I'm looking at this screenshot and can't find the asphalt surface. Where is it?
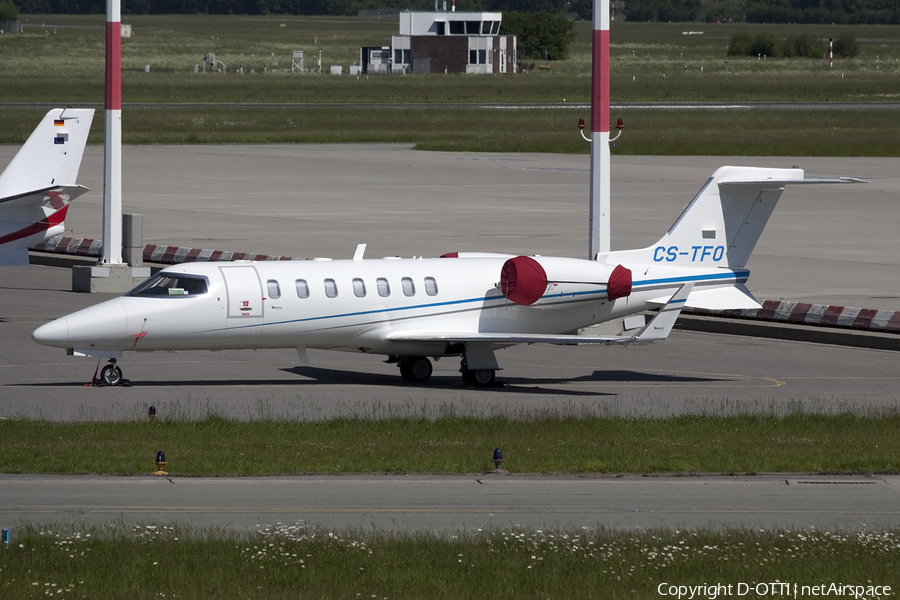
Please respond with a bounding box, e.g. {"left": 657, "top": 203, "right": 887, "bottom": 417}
{"left": 3, "top": 474, "right": 899, "bottom": 532}
{"left": 1, "top": 146, "right": 899, "bottom": 532}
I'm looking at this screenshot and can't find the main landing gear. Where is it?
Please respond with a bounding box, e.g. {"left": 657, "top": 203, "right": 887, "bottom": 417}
{"left": 398, "top": 356, "right": 433, "bottom": 383}
{"left": 460, "top": 357, "right": 496, "bottom": 387}
{"left": 87, "top": 358, "right": 130, "bottom": 387}
{"left": 392, "top": 355, "right": 498, "bottom": 387}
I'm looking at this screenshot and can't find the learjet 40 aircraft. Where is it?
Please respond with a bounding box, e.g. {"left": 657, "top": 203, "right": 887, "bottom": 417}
{"left": 0, "top": 108, "right": 94, "bottom": 266}
{"left": 32, "top": 165, "right": 856, "bottom": 386}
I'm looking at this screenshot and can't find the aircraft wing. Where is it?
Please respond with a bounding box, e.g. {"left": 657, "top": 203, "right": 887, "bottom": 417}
{"left": 389, "top": 283, "right": 693, "bottom": 346}
{"left": 389, "top": 331, "right": 635, "bottom": 345}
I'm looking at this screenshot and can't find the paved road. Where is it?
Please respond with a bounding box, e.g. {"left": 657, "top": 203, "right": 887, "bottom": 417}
{"left": 2, "top": 474, "right": 899, "bottom": 532}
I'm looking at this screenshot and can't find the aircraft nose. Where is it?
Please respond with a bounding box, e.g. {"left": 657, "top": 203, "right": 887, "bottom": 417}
{"left": 32, "top": 317, "right": 69, "bottom": 348}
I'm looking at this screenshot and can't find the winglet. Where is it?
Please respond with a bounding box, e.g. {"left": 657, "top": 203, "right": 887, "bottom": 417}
{"left": 632, "top": 282, "right": 693, "bottom": 343}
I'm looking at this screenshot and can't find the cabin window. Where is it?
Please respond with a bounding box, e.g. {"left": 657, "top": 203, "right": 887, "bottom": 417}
{"left": 353, "top": 278, "right": 366, "bottom": 298}
{"left": 324, "top": 279, "right": 338, "bottom": 298}
{"left": 266, "top": 280, "right": 281, "bottom": 299}
{"left": 401, "top": 277, "right": 415, "bottom": 297}
{"left": 425, "top": 277, "right": 438, "bottom": 296}
{"left": 128, "top": 273, "right": 208, "bottom": 297}
{"left": 295, "top": 279, "right": 309, "bottom": 298}
{"left": 376, "top": 278, "right": 390, "bottom": 297}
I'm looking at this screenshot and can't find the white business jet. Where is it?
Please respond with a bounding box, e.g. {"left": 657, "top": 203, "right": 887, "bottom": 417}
{"left": 32, "top": 165, "right": 855, "bottom": 386}
{"left": 0, "top": 108, "right": 95, "bottom": 266}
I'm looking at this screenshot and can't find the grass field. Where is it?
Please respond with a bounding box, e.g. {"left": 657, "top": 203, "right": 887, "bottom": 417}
{"left": 1, "top": 104, "right": 897, "bottom": 155}
{"left": 1, "top": 16, "right": 898, "bottom": 153}
{"left": 0, "top": 523, "right": 897, "bottom": 599}
{"left": 2, "top": 412, "right": 899, "bottom": 476}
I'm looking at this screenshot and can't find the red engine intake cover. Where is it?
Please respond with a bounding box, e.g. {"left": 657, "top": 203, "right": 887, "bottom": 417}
{"left": 500, "top": 256, "right": 547, "bottom": 306}
{"left": 607, "top": 264, "right": 633, "bottom": 301}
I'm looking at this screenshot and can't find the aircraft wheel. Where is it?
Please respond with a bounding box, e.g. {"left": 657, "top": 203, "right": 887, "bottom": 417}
{"left": 399, "top": 357, "right": 432, "bottom": 383}
{"left": 463, "top": 369, "right": 495, "bottom": 387}
{"left": 100, "top": 364, "right": 123, "bottom": 386}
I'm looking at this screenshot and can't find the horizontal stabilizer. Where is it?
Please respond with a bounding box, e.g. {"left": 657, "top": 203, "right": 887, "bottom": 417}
{"left": 0, "top": 184, "right": 89, "bottom": 208}
{"left": 648, "top": 283, "right": 761, "bottom": 311}
{"left": 721, "top": 176, "right": 866, "bottom": 187}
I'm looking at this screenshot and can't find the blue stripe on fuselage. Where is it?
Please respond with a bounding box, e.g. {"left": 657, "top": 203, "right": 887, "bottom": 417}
{"left": 217, "top": 269, "right": 749, "bottom": 332}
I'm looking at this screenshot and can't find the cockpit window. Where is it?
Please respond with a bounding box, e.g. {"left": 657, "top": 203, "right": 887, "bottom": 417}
{"left": 129, "top": 274, "right": 208, "bottom": 297}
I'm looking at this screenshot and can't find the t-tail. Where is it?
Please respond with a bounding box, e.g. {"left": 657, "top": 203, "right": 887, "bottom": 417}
{"left": 0, "top": 107, "right": 95, "bottom": 266}
{"left": 608, "top": 166, "right": 863, "bottom": 310}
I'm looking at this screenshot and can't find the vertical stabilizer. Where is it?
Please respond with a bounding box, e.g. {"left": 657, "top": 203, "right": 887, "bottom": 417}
{"left": 0, "top": 108, "right": 95, "bottom": 265}
{"left": 0, "top": 108, "right": 94, "bottom": 198}
{"left": 653, "top": 166, "right": 804, "bottom": 270}
{"left": 609, "top": 166, "right": 805, "bottom": 270}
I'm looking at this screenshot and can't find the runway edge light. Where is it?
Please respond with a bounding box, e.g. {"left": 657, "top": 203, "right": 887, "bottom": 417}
{"left": 488, "top": 448, "right": 508, "bottom": 475}
{"left": 154, "top": 450, "right": 168, "bottom": 475}
{"left": 148, "top": 405, "right": 157, "bottom": 420}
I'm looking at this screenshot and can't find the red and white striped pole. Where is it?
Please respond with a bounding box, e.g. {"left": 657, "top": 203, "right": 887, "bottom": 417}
{"left": 588, "top": 0, "right": 610, "bottom": 259}
{"left": 101, "top": 0, "right": 123, "bottom": 264}
{"left": 829, "top": 38, "right": 833, "bottom": 68}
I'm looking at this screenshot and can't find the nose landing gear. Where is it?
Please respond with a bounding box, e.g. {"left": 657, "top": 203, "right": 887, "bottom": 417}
{"left": 86, "top": 358, "right": 130, "bottom": 387}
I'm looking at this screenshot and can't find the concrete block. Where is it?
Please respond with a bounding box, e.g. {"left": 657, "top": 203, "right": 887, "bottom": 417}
{"left": 73, "top": 264, "right": 150, "bottom": 294}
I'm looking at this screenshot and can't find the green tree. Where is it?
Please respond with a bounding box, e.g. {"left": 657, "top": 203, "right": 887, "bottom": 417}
{"left": 832, "top": 33, "right": 858, "bottom": 57}
{"left": 0, "top": 0, "right": 20, "bottom": 20}
{"left": 501, "top": 11, "right": 575, "bottom": 60}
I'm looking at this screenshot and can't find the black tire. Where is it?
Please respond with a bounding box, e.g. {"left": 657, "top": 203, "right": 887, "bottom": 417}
{"left": 462, "top": 369, "right": 495, "bottom": 386}
{"left": 399, "top": 357, "right": 433, "bottom": 383}
{"left": 100, "top": 364, "right": 123, "bottom": 386}
{"left": 471, "top": 369, "right": 495, "bottom": 386}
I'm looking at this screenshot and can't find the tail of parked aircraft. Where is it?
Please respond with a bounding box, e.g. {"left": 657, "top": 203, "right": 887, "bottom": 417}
{"left": 0, "top": 107, "right": 95, "bottom": 266}
{"left": 609, "top": 165, "right": 862, "bottom": 310}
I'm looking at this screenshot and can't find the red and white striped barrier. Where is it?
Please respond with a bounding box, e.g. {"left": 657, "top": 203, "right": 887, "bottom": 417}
{"left": 685, "top": 300, "right": 900, "bottom": 334}
{"left": 31, "top": 236, "right": 297, "bottom": 264}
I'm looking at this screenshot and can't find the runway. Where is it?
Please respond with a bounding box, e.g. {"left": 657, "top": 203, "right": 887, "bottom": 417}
{"left": 1, "top": 146, "right": 899, "bottom": 532}
{"left": 3, "top": 474, "right": 899, "bottom": 532}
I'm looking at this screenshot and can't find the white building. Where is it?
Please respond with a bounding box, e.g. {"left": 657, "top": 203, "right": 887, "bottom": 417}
{"left": 361, "top": 11, "right": 517, "bottom": 75}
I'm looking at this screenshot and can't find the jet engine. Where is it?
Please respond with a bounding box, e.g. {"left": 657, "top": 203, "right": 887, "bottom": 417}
{"left": 499, "top": 255, "right": 632, "bottom": 308}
